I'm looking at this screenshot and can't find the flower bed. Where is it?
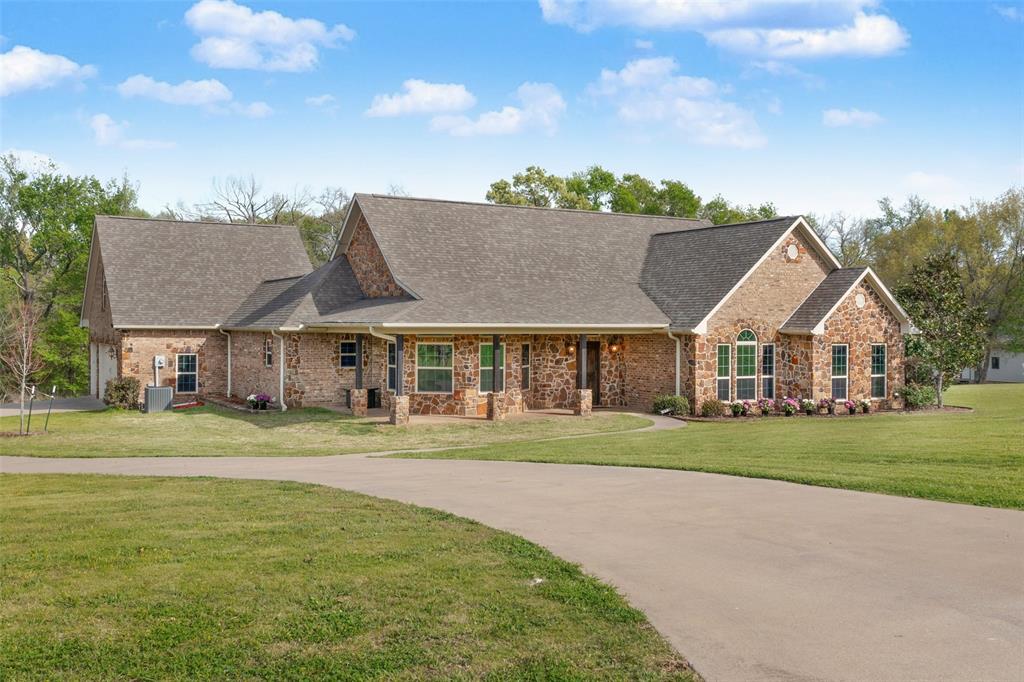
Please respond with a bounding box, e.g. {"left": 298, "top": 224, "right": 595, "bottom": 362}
{"left": 687, "top": 396, "right": 894, "bottom": 421}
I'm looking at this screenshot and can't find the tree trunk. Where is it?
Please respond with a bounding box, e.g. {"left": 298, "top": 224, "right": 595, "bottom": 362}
{"left": 18, "top": 381, "right": 26, "bottom": 435}
{"left": 977, "top": 346, "right": 992, "bottom": 383}
{"left": 935, "top": 371, "right": 944, "bottom": 408}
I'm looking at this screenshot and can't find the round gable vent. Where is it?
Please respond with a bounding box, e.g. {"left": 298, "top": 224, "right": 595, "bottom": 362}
{"left": 786, "top": 244, "right": 799, "bottom": 260}
{"left": 855, "top": 293, "right": 866, "bottom": 309}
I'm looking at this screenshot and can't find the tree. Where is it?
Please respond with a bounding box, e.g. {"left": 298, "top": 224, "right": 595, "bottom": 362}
{"left": 894, "top": 253, "right": 987, "bottom": 407}
{"left": 811, "top": 212, "right": 872, "bottom": 267}
{"left": 565, "top": 165, "right": 616, "bottom": 211}
{"left": 485, "top": 166, "right": 588, "bottom": 209}
{"left": 699, "top": 194, "right": 776, "bottom": 225}
{"left": 0, "top": 298, "right": 44, "bottom": 434}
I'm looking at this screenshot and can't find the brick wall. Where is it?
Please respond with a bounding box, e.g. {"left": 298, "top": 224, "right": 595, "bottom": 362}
{"left": 344, "top": 216, "right": 405, "bottom": 298}
{"left": 622, "top": 333, "right": 689, "bottom": 411}
{"left": 120, "top": 329, "right": 227, "bottom": 400}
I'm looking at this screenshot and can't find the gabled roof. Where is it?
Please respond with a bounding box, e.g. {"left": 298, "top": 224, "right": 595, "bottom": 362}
{"left": 639, "top": 216, "right": 801, "bottom": 331}
{"left": 92, "top": 215, "right": 312, "bottom": 328}
{"left": 337, "top": 193, "right": 713, "bottom": 327}
{"left": 780, "top": 266, "right": 913, "bottom": 334}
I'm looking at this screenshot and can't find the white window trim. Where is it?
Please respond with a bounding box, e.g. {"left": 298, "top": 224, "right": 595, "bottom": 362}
{"left": 870, "top": 343, "right": 886, "bottom": 400}
{"left": 716, "top": 343, "right": 731, "bottom": 402}
{"left": 176, "top": 352, "right": 198, "bottom": 394}
{"left": 521, "top": 342, "right": 531, "bottom": 390}
{"left": 831, "top": 343, "right": 849, "bottom": 399}
{"left": 264, "top": 338, "right": 273, "bottom": 367}
{"left": 414, "top": 341, "right": 454, "bottom": 394}
{"left": 761, "top": 343, "right": 776, "bottom": 399}
{"left": 735, "top": 330, "right": 757, "bottom": 401}
{"left": 387, "top": 341, "right": 396, "bottom": 393}
{"left": 338, "top": 340, "right": 358, "bottom": 369}
{"left": 478, "top": 341, "right": 506, "bottom": 394}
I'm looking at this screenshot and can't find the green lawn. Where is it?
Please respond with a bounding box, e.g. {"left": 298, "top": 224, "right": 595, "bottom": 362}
{"left": 0, "top": 405, "right": 649, "bottom": 457}
{"left": 0, "top": 475, "right": 693, "bottom": 680}
{"left": 396, "top": 384, "right": 1024, "bottom": 509}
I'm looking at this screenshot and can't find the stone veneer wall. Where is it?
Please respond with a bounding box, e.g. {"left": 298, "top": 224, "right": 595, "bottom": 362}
{"left": 344, "top": 216, "right": 406, "bottom": 298}
{"left": 694, "top": 229, "right": 832, "bottom": 409}
{"left": 120, "top": 329, "right": 227, "bottom": 401}
{"left": 230, "top": 332, "right": 281, "bottom": 401}
{"left": 621, "top": 333, "right": 690, "bottom": 411}
{"left": 812, "top": 281, "right": 904, "bottom": 408}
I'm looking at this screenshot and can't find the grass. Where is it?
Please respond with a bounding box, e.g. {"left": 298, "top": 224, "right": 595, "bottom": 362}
{"left": 0, "top": 405, "right": 650, "bottom": 457}
{"left": 0, "top": 474, "right": 693, "bottom": 680}
{"left": 396, "top": 384, "right": 1024, "bottom": 509}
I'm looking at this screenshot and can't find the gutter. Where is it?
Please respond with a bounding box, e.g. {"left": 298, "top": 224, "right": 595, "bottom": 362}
{"left": 217, "top": 325, "right": 231, "bottom": 398}
{"left": 367, "top": 326, "right": 396, "bottom": 343}
{"left": 270, "top": 329, "right": 287, "bottom": 412}
{"left": 666, "top": 331, "right": 682, "bottom": 397}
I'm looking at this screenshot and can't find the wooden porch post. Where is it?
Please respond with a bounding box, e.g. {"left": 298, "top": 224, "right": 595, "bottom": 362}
{"left": 578, "top": 334, "right": 588, "bottom": 389}
{"left": 395, "top": 334, "right": 404, "bottom": 396}
{"left": 355, "top": 333, "right": 364, "bottom": 389}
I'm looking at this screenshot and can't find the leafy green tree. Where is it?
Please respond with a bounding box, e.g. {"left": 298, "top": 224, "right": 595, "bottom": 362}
{"left": 895, "top": 253, "right": 987, "bottom": 406}
{"left": 565, "top": 165, "right": 616, "bottom": 211}
{"left": 485, "top": 166, "right": 588, "bottom": 209}
{"left": 699, "top": 194, "right": 777, "bottom": 225}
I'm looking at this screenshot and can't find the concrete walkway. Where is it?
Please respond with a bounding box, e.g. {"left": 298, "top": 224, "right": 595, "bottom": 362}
{"left": 0, "top": 396, "right": 104, "bottom": 418}
{"left": 3, "top": 453, "right": 1020, "bottom": 681}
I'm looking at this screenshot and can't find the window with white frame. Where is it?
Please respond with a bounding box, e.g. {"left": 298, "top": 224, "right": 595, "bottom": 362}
{"left": 176, "top": 353, "right": 197, "bottom": 393}
{"left": 716, "top": 344, "right": 731, "bottom": 401}
{"left": 761, "top": 343, "right": 775, "bottom": 399}
{"left": 416, "top": 343, "right": 453, "bottom": 393}
{"left": 521, "top": 344, "right": 531, "bottom": 390}
{"left": 339, "top": 341, "right": 357, "bottom": 368}
{"left": 871, "top": 344, "right": 886, "bottom": 399}
{"left": 735, "top": 330, "right": 757, "bottom": 400}
{"left": 479, "top": 342, "right": 505, "bottom": 393}
{"left": 264, "top": 338, "right": 273, "bottom": 367}
{"left": 387, "top": 342, "right": 397, "bottom": 392}
{"left": 831, "top": 344, "right": 848, "bottom": 399}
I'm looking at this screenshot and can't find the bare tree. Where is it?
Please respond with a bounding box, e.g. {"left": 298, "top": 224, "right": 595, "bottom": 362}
{"left": 817, "top": 212, "right": 872, "bottom": 267}
{"left": 0, "top": 298, "right": 44, "bottom": 434}
{"left": 200, "top": 175, "right": 311, "bottom": 224}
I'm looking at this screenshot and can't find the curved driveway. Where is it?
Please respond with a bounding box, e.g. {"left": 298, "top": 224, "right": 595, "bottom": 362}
{"left": 2, "top": 453, "right": 1022, "bottom": 681}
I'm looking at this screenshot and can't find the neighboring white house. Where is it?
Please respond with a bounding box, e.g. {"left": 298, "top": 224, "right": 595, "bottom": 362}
{"left": 961, "top": 349, "right": 1024, "bottom": 383}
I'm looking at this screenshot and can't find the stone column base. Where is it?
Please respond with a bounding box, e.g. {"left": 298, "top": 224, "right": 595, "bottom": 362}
{"left": 390, "top": 394, "right": 409, "bottom": 425}
{"left": 574, "top": 388, "right": 593, "bottom": 417}
{"left": 349, "top": 388, "right": 367, "bottom": 417}
{"left": 486, "top": 391, "right": 508, "bottom": 421}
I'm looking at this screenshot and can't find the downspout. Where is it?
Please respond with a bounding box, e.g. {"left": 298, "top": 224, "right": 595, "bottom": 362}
{"left": 367, "top": 325, "right": 396, "bottom": 343}
{"left": 270, "top": 329, "right": 287, "bottom": 412}
{"left": 666, "top": 331, "right": 681, "bottom": 397}
{"left": 217, "top": 326, "right": 231, "bottom": 398}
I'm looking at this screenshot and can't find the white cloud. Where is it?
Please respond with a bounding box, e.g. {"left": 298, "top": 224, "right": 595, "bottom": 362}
{"left": 823, "top": 107, "right": 883, "bottom": 127}
{"left": 589, "top": 57, "right": 764, "bottom": 148}
{"left": 90, "top": 113, "right": 176, "bottom": 150}
{"left": 0, "top": 45, "right": 96, "bottom": 96}
{"left": 305, "top": 93, "right": 336, "bottom": 107}
{"left": 366, "top": 79, "right": 476, "bottom": 117}
{"left": 706, "top": 12, "right": 908, "bottom": 58}
{"left": 745, "top": 60, "right": 824, "bottom": 88}
{"left": 540, "top": 1, "right": 908, "bottom": 59}
{"left": 994, "top": 5, "right": 1023, "bottom": 21}
{"left": 635, "top": 39, "right": 654, "bottom": 49}
{"left": 185, "top": 0, "right": 354, "bottom": 72}
{"left": 232, "top": 101, "right": 272, "bottom": 118}
{"left": 430, "top": 82, "right": 566, "bottom": 137}
{"left": 117, "top": 74, "right": 232, "bottom": 106}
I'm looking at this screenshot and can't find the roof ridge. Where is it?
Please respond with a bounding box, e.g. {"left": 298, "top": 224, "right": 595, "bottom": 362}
{"left": 96, "top": 214, "right": 297, "bottom": 229}
{"left": 651, "top": 215, "right": 799, "bottom": 237}
{"left": 357, "top": 192, "right": 710, "bottom": 224}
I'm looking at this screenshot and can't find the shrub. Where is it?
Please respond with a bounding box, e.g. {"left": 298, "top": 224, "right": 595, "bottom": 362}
{"left": 652, "top": 394, "right": 690, "bottom": 416}
{"left": 700, "top": 399, "right": 727, "bottom": 417}
{"left": 730, "top": 401, "right": 743, "bottom": 416}
{"left": 902, "top": 383, "right": 937, "bottom": 409}
{"left": 104, "top": 377, "right": 141, "bottom": 409}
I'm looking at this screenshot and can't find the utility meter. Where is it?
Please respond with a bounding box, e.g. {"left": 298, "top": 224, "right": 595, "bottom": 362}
{"left": 154, "top": 355, "right": 166, "bottom": 368}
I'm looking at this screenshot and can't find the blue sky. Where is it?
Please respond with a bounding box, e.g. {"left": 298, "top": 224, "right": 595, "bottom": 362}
{"left": 2, "top": 0, "right": 1021, "bottom": 217}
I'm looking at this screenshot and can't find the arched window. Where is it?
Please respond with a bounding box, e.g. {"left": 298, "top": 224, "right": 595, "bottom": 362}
{"left": 736, "top": 330, "right": 757, "bottom": 400}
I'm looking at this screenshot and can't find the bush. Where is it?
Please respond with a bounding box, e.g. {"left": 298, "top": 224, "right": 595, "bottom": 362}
{"left": 901, "top": 383, "right": 937, "bottom": 409}
{"left": 104, "top": 377, "right": 141, "bottom": 409}
{"left": 652, "top": 394, "right": 689, "bottom": 416}
{"left": 700, "top": 399, "right": 728, "bottom": 417}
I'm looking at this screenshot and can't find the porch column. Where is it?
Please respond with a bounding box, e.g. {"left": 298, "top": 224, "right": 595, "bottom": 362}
{"left": 354, "top": 333, "right": 364, "bottom": 389}
{"left": 492, "top": 334, "right": 502, "bottom": 392}
{"left": 487, "top": 333, "right": 507, "bottom": 421}
{"left": 390, "top": 334, "right": 409, "bottom": 425}
{"left": 575, "top": 334, "right": 592, "bottom": 416}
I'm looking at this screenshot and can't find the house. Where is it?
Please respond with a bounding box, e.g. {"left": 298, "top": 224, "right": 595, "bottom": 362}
{"left": 961, "top": 345, "right": 1024, "bottom": 383}
{"left": 81, "top": 194, "right": 913, "bottom": 423}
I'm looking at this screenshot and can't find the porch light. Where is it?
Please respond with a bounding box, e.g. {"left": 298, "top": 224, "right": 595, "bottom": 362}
{"left": 609, "top": 342, "right": 620, "bottom": 353}
{"left": 567, "top": 344, "right": 576, "bottom": 354}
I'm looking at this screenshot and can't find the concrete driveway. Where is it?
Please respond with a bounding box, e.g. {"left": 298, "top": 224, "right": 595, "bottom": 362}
{"left": 2, "top": 453, "right": 1021, "bottom": 681}
{"left": 0, "top": 396, "right": 104, "bottom": 418}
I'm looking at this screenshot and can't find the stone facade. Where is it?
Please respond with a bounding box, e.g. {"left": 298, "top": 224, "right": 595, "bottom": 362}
{"left": 345, "top": 216, "right": 405, "bottom": 298}
{"left": 390, "top": 394, "right": 409, "bottom": 425}
{"left": 350, "top": 388, "right": 367, "bottom": 417}
{"left": 119, "top": 329, "right": 227, "bottom": 401}
{"left": 486, "top": 389, "right": 523, "bottom": 421}
{"left": 574, "top": 389, "right": 593, "bottom": 417}
{"left": 230, "top": 332, "right": 282, "bottom": 402}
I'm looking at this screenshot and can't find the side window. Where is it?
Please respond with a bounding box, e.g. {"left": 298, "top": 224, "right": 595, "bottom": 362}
{"left": 176, "top": 353, "right": 197, "bottom": 393}
{"left": 991, "top": 356, "right": 1000, "bottom": 370}
{"left": 870, "top": 344, "right": 886, "bottom": 399}
{"left": 831, "top": 344, "right": 848, "bottom": 399}
{"left": 761, "top": 343, "right": 775, "bottom": 399}
{"left": 264, "top": 338, "right": 273, "bottom": 367}
{"left": 339, "top": 341, "right": 357, "bottom": 367}
{"left": 716, "top": 344, "right": 731, "bottom": 401}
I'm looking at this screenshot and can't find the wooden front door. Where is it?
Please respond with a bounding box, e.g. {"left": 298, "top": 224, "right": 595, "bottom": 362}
{"left": 586, "top": 340, "right": 601, "bottom": 406}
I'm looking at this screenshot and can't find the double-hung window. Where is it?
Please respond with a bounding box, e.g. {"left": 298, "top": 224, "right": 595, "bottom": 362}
{"left": 264, "top": 339, "right": 273, "bottom": 367}
{"left": 339, "top": 341, "right": 357, "bottom": 368}
{"left": 831, "top": 344, "right": 848, "bottom": 399}
{"left": 761, "top": 343, "right": 775, "bottom": 399}
{"left": 176, "top": 353, "right": 197, "bottom": 393}
{"left": 521, "top": 344, "right": 531, "bottom": 390}
{"left": 416, "top": 343, "right": 453, "bottom": 393}
{"left": 387, "top": 342, "right": 397, "bottom": 392}
{"left": 479, "top": 342, "right": 505, "bottom": 393}
{"left": 735, "top": 330, "right": 757, "bottom": 400}
{"left": 716, "top": 344, "right": 731, "bottom": 401}
{"left": 871, "top": 344, "right": 886, "bottom": 399}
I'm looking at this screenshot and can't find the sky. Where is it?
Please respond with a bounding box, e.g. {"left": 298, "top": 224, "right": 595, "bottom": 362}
{"left": 1, "top": 0, "right": 1022, "bottom": 218}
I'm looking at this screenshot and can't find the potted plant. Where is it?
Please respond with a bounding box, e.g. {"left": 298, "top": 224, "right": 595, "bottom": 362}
{"left": 247, "top": 392, "right": 272, "bottom": 410}
{"left": 844, "top": 399, "right": 857, "bottom": 415}
{"left": 757, "top": 397, "right": 773, "bottom": 416}
{"left": 817, "top": 397, "right": 831, "bottom": 415}
{"left": 859, "top": 399, "right": 871, "bottom": 414}
{"left": 801, "top": 398, "right": 815, "bottom": 415}
{"left": 782, "top": 397, "right": 798, "bottom": 417}
{"left": 730, "top": 402, "right": 743, "bottom": 417}
{"left": 741, "top": 400, "right": 753, "bottom": 417}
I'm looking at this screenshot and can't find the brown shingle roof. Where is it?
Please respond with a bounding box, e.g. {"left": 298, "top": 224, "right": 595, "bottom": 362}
{"left": 95, "top": 215, "right": 312, "bottom": 327}
{"left": 780, "top": 267, "right": 867, "bottom": 333}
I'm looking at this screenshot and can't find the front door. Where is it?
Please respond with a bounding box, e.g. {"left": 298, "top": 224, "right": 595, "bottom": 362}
{"left": 586, "top": 340, "right": 601, "bottom": 406}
